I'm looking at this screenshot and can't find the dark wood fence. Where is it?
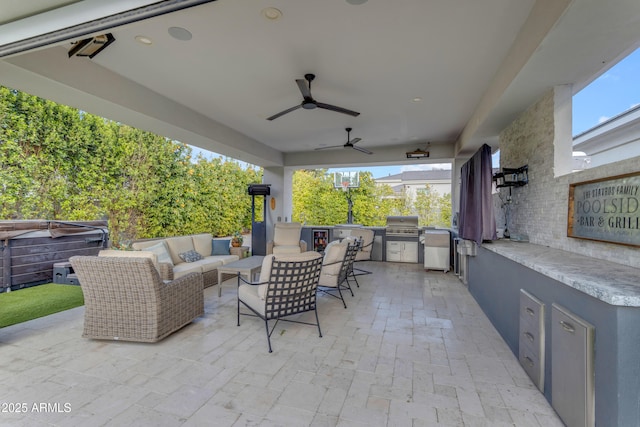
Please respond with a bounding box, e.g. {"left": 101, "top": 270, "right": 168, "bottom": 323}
{"left": 1, "top": 221, "right": 108, "bottom": 291}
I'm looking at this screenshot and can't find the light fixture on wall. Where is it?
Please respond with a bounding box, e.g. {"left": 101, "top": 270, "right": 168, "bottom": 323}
{"left": 68, "top": 33, "right": 115, "bottom": 58}
{"left": 406, "top": 143, "right": 430, "bottom": 159}
{"left": 493, "top": 165, "right": 528, "bottom": 188}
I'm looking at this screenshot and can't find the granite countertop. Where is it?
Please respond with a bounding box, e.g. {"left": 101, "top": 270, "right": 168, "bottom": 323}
{"left": 481, "top": 240, "right": 640, "bottom": 307}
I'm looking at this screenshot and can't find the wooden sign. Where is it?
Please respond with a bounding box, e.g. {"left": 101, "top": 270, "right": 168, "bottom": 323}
{"left": 568, "top": 172, "right": 640, "bottom": 247}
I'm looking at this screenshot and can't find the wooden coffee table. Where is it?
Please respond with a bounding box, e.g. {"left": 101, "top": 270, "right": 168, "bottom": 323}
{"left": 217, "top": 255, "right": 264, "bottom": 297}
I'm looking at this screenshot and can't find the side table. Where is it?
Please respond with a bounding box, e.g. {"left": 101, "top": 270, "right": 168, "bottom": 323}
{"left": 230, "top": 245, "right": 249, "bottom": 259}
{"left": 217, "top": 255, "right": 264, "bottom": 297}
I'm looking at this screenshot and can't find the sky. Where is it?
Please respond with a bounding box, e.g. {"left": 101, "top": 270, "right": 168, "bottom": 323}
{"left": 191, "top": 47, "right": 640, "bottom": 178}
{"left": 572, "top": 46, "right": 640, "bottom": 135}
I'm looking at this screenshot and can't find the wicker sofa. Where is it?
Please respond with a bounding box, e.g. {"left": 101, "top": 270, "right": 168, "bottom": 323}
{"left": 70, "top": 255, "right": 204, "bottom": 342}
{"left": 131, "top": 233, "right": 240, "bottom": 288}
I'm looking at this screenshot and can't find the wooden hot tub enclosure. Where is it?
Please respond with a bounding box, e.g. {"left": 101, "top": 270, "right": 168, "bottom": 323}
{"left": 0, "top": 220, "right": 108, "bottom": 291}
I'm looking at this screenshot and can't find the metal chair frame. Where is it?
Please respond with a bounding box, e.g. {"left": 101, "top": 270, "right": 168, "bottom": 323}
{"left": 351, "top": 237, "right": 374, "bottom": 279}
{"left": 237, "top": 256, "right": 323, "bottom": 352}
{"left": 318, "top": 243, "right": 358, "bottom": 308}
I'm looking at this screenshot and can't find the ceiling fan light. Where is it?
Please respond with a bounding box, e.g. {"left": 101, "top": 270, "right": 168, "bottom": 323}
{"left": 267, "top": 74, "right": 359, "bottom": 120}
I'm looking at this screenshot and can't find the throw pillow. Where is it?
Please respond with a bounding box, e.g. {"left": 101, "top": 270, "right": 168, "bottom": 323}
{"left": 179, "top": 249, "right": 203, "bottom": 263}
{"left": 145, "top": 241, "right": 174, "bottom": 266}
{"left": 211, "top": 239, "right": 231, "bottom": 256}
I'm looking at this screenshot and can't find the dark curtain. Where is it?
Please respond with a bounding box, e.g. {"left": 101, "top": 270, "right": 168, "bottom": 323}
{"left": 459, "top": 144, "right": 496, "bottom": 244}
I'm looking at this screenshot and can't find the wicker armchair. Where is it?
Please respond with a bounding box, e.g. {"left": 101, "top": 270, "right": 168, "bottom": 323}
{"left": 70, "top": 256, "right": 204, "bottom": 343}
{"left": 237, "top": 251, "right": 323, "bottom": 352}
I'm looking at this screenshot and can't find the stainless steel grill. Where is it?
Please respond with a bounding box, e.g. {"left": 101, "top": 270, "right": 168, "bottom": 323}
{"left": 385, "top": 216, "right": 419, "bottom": 237}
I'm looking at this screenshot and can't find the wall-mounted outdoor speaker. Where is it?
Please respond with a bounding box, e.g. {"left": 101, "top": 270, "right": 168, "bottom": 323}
{"left": 248, "top": 184, "right": 271, "bottom": 196}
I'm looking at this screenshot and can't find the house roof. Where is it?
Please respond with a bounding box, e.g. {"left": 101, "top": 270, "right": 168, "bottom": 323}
{"left": 377, "top": 170, "right": 452, "bottom": 182}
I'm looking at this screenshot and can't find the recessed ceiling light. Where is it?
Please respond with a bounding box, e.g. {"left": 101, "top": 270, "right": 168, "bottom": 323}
{"left": 262, "top": 7, "right": 282, "bottom": 20}
{"left": 413, "top": 97, "right": 423, "bottom": 102}
{"left": 135, "top": 35, "right": 153, "bottom": 45}
{"left": 346, "top": 0, "right": 368, "bottom": 5}
{"left": 168, "top": 27, "right": 192, "bottom": 41}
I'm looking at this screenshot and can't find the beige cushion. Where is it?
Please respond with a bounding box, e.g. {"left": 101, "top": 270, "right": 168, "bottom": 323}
{"left": 98, "top": 250, "right": 160, "bottom": 274}
{"left": 319, "top": 271, "right": 341, "bottom": 288}
{"left": 257, "top": 251, "right": 322, "bottom": 299}
{"left": 172, "top": 262, "right": 203, "bottom": 279}
{"left": 172, "top": 257, "right": 224, "bottom": 277}
{"left": 132, "top": 240, "right": 161, "bottom": 250}
{"left": 165, "top": 236, "right": 195, "bottom": 265}
{"left": 214, "top": 255, "right": 241, "bottom": 264}
{"left": 273, "top": 222, "right": 302, "bottom": 246}
{"left": 322, "top": 241, "right": 347, "bottom": 274}
{"left": 323, "top": 239, "right": 339, "bottom": 254}
{"left": 192, "top": 233, "right": 213, "bottom": 258}
{"left": 196, "top": 258, "right": 223, "bottom": 273}
{"left": 142, "top": 241, "right": 174, "bottom": 266}
{"left": 272, "top": 245, "right": 303, "bottom": 254}
{"left": 258, "top": 255, "right": 275, "bottom": 285}
{"left": 238, "top": 283, "right": 265, "bottom": 316}
{"left": 349, "top": 228, "right": 374, "bottom": 258}
{"left": 98, "top": 249, "right": 157, "bottom": 265}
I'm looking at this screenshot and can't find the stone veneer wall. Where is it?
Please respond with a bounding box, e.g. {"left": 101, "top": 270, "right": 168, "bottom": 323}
{"left": 497, "top": 88, "right": 640, "bottom": 268}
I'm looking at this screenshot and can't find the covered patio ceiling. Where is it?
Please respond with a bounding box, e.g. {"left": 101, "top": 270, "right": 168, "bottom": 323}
{"left": 1, "top": 0, "right": 639, "bottom": 169}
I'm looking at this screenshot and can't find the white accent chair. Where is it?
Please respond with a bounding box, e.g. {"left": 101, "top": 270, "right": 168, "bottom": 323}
{"left": 317, "top": 240, "right": 358, "bottom": 308}
{"left": 266, "top": 222, "right": 308, "bottom": 255}
{"left": 347, "top": 228, "right": 374, "bottom": 278}
{"left": 237, "top": 251, "right": 323, "bottom": 352}
{"left": 349, "top": 228, "right": 374, "bottom": 262}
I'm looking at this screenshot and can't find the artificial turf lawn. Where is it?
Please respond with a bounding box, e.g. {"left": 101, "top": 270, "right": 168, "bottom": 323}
{"left": 0, "top": 284, "right": 84, "bottom": 328}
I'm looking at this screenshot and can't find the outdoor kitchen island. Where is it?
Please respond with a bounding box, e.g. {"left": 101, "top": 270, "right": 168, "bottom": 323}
{"left": 301, "top": 221, "right": 442, "bottom": 265}
{"left": 467, "top": 239, "right": 640, "bottom": 427}
{"left": 301, "top": 225, "right": 387, "bottom": 259}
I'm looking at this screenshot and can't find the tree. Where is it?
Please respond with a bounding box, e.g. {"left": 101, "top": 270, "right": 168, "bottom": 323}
{"left": 414, "top": 185, "right": 452, "bottom": 227}
{"left": 292, "top": 170, "right": 403, "bottom": 226}
{"left": 291, "top": 170, "right": 452, "bottom": 228}
{"left": 0, "top": 86, "right": 261, "bottom": 246}
{"left": 292, "top": 170, "right": 345, "bottom": 225}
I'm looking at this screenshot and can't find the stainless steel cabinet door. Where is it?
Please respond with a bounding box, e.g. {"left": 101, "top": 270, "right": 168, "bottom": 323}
{"left": 551, "top": 303, "right": 595, "bottom": 427}
{"left": 519, "top": 290, "right": 545, "bottom": 392}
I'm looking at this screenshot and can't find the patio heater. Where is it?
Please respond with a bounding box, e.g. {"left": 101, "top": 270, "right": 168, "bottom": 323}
{"left": 247, "top": 184, "right": 270, "bottom": 256}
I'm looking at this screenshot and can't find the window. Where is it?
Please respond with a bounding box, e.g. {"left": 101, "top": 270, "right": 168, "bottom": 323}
{"left": 572, "top": 47, "right": 640, "bottom": 168}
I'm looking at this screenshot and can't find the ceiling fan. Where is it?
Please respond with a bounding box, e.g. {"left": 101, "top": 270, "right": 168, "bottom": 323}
{"left": 267, "top": 74, "right": 360, "bottom": 121}
{"left": 315, "top": 128, "right": 372, "bottom": 155}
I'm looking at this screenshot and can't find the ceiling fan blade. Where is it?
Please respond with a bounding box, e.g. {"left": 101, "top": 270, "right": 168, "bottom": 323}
{"left": 316, "top": 102, "right": 360, "bottom": 117}
{"left": 266, "top": 104, "right": 302, "bottom": 121}
{"left": 314, "top": 144, "right": 346, "bottom": 151}
{"left": 349, "top": 137, "right": 362, "bottom": 145}
{"left": 352, "top": 145, "right": 373, "bottom": 155}
{"left": 296, "top": 79, "right": 312, "bottom": 99}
